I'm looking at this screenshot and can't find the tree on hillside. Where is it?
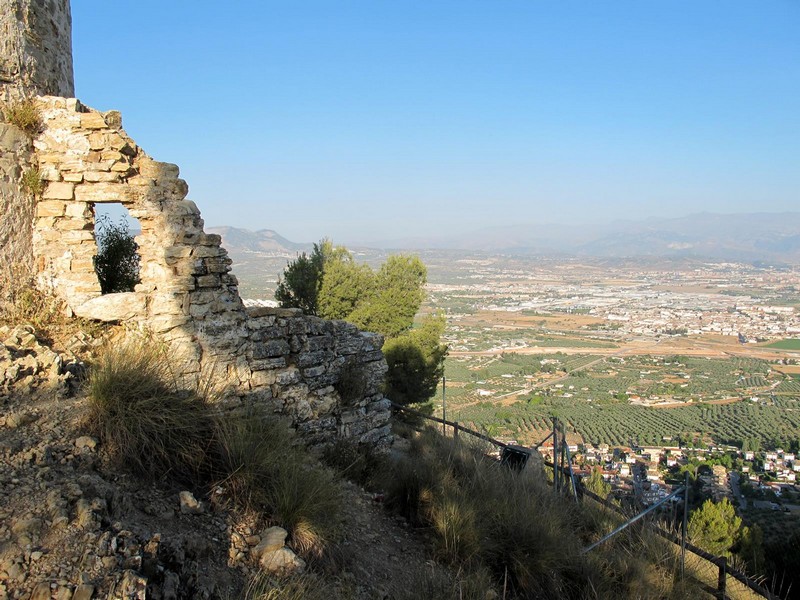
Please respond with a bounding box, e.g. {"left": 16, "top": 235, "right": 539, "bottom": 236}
{"left": 93, "top": 216, "right": 140, "bottom": 294}
{"left": 583, "top": 467, "right": 611, "bottom": 499}
{"left": 318, "top": 254, "right": 374, "bottom": 321}
{"left": 275, "top": 250, "right": 323, "bottom": 314}
{"left": 348, "top": 255, "right": 427, "bottom": 338}
{"left": 276, "top": 239, "right": 446, "bottom": 407}
{"left": 734, "top": 524, "right": 765, "bottom": 575}
{"left": 688, "top": 498, "right": 741, "bottom": 556}
{"left": 383, "top": 314, "right": 448, "bottom": 406}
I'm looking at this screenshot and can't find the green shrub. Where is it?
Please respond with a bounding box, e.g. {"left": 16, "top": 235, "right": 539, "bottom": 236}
{"left": 85, "top": 338, "right": 212, "bottom": 480}
{"left": 213, "top": 414, "right": 342, "bottom": 557}
{"left": 1, "top": 99, "right": 42, "bottom": 137}
{"left": 20, "top": 167, "right": 44, "bottom": 196}
{"left": 93, "top": 215, "right": 141, "bottom": 294}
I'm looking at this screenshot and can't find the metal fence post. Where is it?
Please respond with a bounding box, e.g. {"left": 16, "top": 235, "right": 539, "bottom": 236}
{"left": 718, "top": 556, "right": 727, "bottom": 598}
{"left": 453, "top": 421, "right": 459, "bottom": 440}
{"left": 681, "top": 471, "right": 689, "bottom": 580}
{"left": 442, "top": 376, "right": 446, "bottom": 436}
{"left": 552, "top": 417, "right": 559, "bottom": 493}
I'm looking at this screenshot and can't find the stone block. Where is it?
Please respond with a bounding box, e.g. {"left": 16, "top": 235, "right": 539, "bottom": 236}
{"left": 43, "top": 181, "right": 74, "bottom": 200}
{"left": 39, "top": 164, "right": 61, "bottom": 181}
{"left": 80, "top": 112, "right": 108, "bottom": 129}
{"left": 139, "top": 160, "right": 179, "bottom": 179}
{"left": 56, "top": 218, "right": 93, "bottom": 231}
{"left": 110, "top": 161, "right": 134, "bottom": 173}
{"left": 250, "top": 369, "right": 277, "bottom": 387}
{"left": 70, "top": 258, "right": 95, "bottom": 272}
{"left": 73, "top": 293, "right": 146, "bottom": 322}
{"left": 103, "top": 110, "right": 123, "bottom": 128}
{"left": 296, "top": 350, "right": 334, "bottom": 368}
{"left": 35, "top": 200, "right": 66, "bottom": 217}
{"left": 276, "top": 368, "right": 301, "bottom": 386}
{"left": 84, "top": 170, "right": 121, "bottom": 183}
{"left": 101, "top": 150, "right": 123, "bottom": 161}
{"left": 198, "top": 233, "right": 222, "bottom": 246}
{"left": 205, "top": 257, "right": 232, "bottom": 273}
{"left": 191, "top": 245, "right": 222, "bottom": 259}
{"left": 74, "top": 182, "right": 132, "bottom": 203}
{"left": 88, "top": 132, "right": 105, "bottom": 149}
{"left": 252, "top": 340, "right": 290, "bottom": 359}
{"left": 303, "top": 365, "right": 326, "bottom": 378}
{"left": 196, "top": 274, "right": 220, "bottom": 288}
{"left": 149, "top": 314, "right": 191, "bottom": 333}
{"left": 250, "top": 357, "right": 287, "bottom": 370}
{"left": 65, "top": 202, "right": 92, "bottom": 218}
{"left": 306, "top": 335, "right": 334, "bottom": 351}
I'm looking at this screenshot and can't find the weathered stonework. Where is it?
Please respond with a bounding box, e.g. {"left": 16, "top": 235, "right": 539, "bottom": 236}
{"left": 0, "top": 122, "right": 35, "bottom": 278}
{"left": 0, "top": 0, "right": 391, "bottom": 449}
{"left": 0, "top": 0, "right": 74, "bottom": 101}
{"left": 18, "top": 96, "right": 392, "bottom": 448}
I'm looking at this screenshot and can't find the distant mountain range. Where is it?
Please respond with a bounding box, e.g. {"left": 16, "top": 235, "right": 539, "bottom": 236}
{"left": 206, "top": 227, "right": 310, "bottom": 255}
{"left": 209, "top": 212, "right": 800, "bottom": 264}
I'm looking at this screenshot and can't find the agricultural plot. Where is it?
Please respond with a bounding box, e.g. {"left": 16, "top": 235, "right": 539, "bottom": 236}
{"left": 439, "top": 350, "right": 800, "bottom": 449}
{"left": 448, "top": 392, "right": 800, "bottom": 449}
{"left": 766, "top": 338, "right": 800, "bottom": 350}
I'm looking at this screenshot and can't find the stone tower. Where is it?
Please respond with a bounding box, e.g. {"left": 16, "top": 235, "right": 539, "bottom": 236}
{"left": 0, "top": 0, "right": 74, "bottom": 100}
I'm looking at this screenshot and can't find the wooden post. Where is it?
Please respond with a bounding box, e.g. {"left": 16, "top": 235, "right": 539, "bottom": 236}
{"left": 681, "top": 471, "right": 689, "bottom": 580}
{"left": 552, "top": 417, "right": 559, "bottom": 493}
{"left": 717, "top": 556, "right": 727, "bottom": 599}
{"left": 442, "top": 376, "right": 447, "bottom": 436}
{"left": 453, "top": 421, "right": 459, "bottom": 440}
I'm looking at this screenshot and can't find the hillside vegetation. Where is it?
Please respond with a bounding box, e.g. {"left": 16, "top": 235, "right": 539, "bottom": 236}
{"left": 0, "top": 296, "right": 729, "bottom": 599}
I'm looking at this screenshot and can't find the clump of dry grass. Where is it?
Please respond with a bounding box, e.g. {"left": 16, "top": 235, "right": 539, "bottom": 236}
{"left": 244, "top": 571, "right": 333, "bottom": 600}
{"left": 0, "top": 265, "right": 93, "bottom": 348}
{"left": 85, "top": 337, "right": 213, "bottom": 481}
{"left": 20, "top": 167, "right": 44, "bottom": 196}
{"left": 213, "top": 413, "right": 342, "bottom": 558}
{"left": 381, "top": 426, "right": 704, "bottom": 599}
{"left": 1, "top": 98, "right": 42, "bottom": 137}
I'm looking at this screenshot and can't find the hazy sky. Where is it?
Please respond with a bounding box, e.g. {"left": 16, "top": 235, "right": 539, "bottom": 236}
{"left": 72, "top": 1, "right": 799, "bottom": 244}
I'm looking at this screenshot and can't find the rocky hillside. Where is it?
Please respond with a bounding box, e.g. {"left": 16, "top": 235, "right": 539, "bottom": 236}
{"left": 0, "top": 324, "right": 451, "bottom": 600}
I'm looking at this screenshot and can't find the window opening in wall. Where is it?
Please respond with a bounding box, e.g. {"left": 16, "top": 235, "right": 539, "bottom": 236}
{"left": 93, "top": 203, "right": 142, "bottom": 294}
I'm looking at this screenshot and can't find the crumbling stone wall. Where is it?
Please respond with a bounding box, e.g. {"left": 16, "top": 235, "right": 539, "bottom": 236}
{"left": 26, "top": 96, "right": 391, "bottom": 448}
{"left": 0, "top": 0, "right": 74, "bottom": 102}
{"left": 1, "top": 0, "right": 73, "bottom": 286}
{"left": 0, "top": 122, "right": 36, "bottom": 279}
{"left": 0, "top": 0, "right": 391, "bottom": 449}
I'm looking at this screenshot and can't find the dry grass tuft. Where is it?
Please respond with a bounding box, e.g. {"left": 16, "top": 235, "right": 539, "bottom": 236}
{"left": 1, "top": 98, "right": 42, "bottom": 137}
{"left": 20, "top": 167, "right": 44, "bottom": 196}
{"left": 85, "top": 337, "right": 213, "bottom": 481}
{"left": 381, "top": 426, "right": 704, "bottom": 599}
{"left": 243, "top": 571, "right": 333, "bottom": 600}
{"left": 213, "top": 413, "right": 342, "bottom": 557}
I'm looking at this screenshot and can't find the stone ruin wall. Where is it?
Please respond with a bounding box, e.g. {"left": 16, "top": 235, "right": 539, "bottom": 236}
{"left": 0, "top": 120, "right": 36, "bottom": 277}
{"left": 0, "top": 0, "right": 392, "bottom": 448}
{"left": 1, "top": 0, "right": 74, "bottom": 285}
{"left": 0, "top": 0, "right": 74, "bottom": 102}
{"left": 22, "top": 96, "right": 392, "bottom": 448}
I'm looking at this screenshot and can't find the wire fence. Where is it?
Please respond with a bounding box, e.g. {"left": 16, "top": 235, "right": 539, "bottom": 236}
{"left": 390, "top": 402, "right": 783, "bottom": 600}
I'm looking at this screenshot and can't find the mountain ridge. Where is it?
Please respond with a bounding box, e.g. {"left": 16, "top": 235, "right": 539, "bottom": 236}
{"left": 211, "top": 212, "right": 800, "bottom": 264}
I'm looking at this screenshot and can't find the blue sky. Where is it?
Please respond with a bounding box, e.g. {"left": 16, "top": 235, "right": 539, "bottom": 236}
{"left": 72, "top": 1, "right": 799, "bottom": 244}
